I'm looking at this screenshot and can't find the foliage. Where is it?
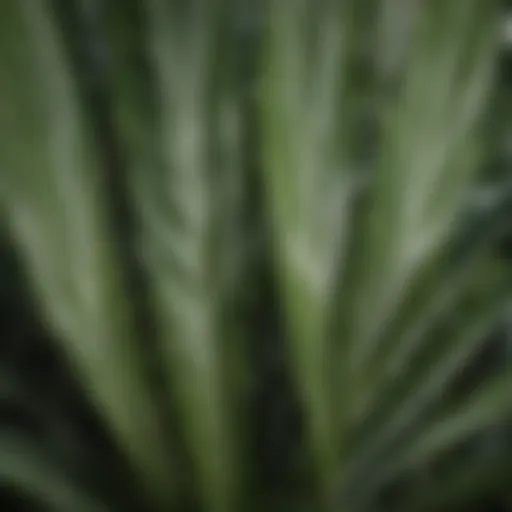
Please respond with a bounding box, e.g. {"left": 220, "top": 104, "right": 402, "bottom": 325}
{"left": 0, "top": 1, "right": 510, "bottom": 511}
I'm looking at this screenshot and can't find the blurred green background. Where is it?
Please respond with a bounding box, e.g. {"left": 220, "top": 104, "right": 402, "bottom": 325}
{"left": 0, "top": 1, "right": 511, "bottom": 511}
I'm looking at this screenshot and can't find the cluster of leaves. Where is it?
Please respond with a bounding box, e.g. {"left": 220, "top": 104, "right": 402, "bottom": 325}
{"left": 0, "top": 1, "right": 510, "bottom": 511}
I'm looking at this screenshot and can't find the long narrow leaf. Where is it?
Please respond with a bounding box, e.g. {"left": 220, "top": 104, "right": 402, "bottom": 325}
{"left": 0, "top": 432, "right": 107, "bottom": 512}
{"left": 108, "top": 1, "right": 247, "bottom": 510}
{"left": 0, "top": 2, "right": 174, "bottom": 507}
{"left": 260, "top": 0, "right": 376, "bottom": 495}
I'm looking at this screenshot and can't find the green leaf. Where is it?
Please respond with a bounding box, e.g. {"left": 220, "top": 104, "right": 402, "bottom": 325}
{"left": 401, "top": 373, "right": 511, "bottom": 469}
{"left": 0, "top": 432, "right": 107, "bottom": 512}
{"left": 261, "top": 0, "right": 376, "bottom": 495}
{"left": 347, "top": 0, "right": 499, "bottom": 381}
{"left": 107, "top": 1, "right": 247, "bottom": 510}
{"left": 329, "top": 1, "right": 503, "bottom": 508}
{"left": 0, "top": 2, "right": 174, "bottom": 508}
